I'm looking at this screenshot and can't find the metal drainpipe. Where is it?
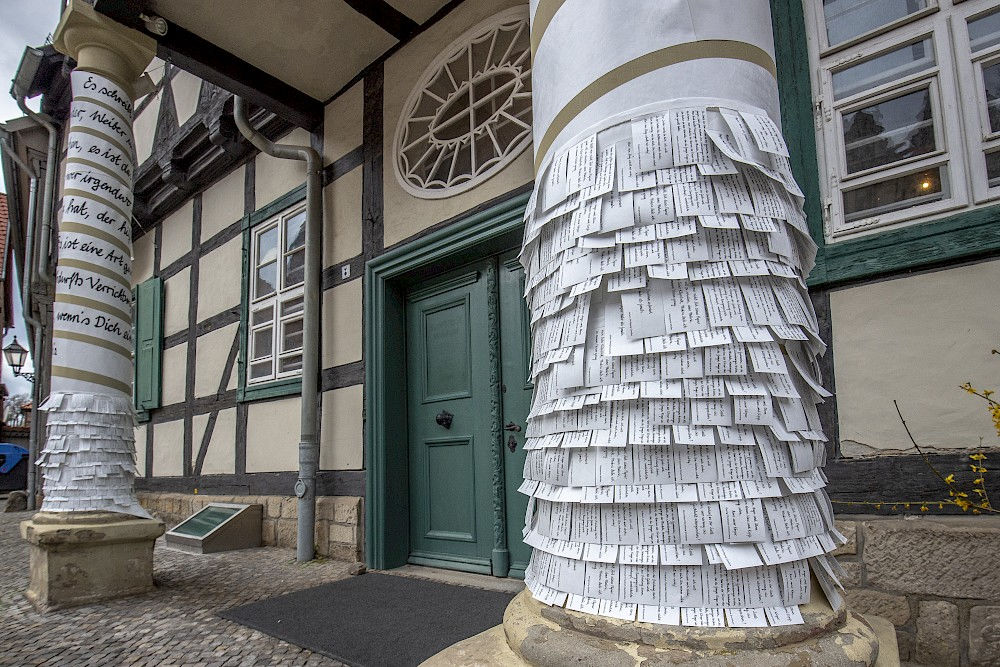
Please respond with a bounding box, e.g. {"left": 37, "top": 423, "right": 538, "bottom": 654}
{"left": 1, "top": 137, "right": 43, "bottom": 510}
{"left": 16, "top": 96, "right": 58, "bottom": 288}
{"left": 233, "top": 97, "right": 322, "bottom": 562}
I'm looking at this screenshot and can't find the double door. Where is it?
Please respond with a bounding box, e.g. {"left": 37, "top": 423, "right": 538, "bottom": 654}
{"left": 404, "top": 250, "right": 531, "bottom": 577}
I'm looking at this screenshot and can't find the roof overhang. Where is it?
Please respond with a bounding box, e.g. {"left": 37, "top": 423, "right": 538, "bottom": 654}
{"left": 92, "top": 0, "right": 459, "bottom": 129}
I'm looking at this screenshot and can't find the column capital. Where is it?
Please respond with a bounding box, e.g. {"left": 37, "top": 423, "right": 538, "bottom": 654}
{"left": 53, "top": 0, "right": 156, "bottom": 98}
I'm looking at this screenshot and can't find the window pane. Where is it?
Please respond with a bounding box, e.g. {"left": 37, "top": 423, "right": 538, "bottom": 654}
{"left": 284, "top": 248, "right": 305, "bottom": 287}
{"left": 842, "top": 88, "right": 935, "bottom": 173}
{"left": 969, "top": 9, "right": 1000, "bottom": 53}
{"left": 280, "top": 355, "right": 303, "bottom": 373}
{"left": 255, "top": 261, "right": 278, "bottom": 297}
{"left": 832, "top": 38, "right": 934, "bottom": 100}
{"left": 251, "top": 305, "right": 273, "bottom": 326}
{"left": 842, "top": 166, "right": 946, "bottom": 220}
{"left": 252, "top": 327, "right": 273, "bottom": 361}
{"left": 983, "top": 62, "right": 1000, "bottom": 133}
{"left": 285, "top": 211, "right": 306, "bottom": 251}
{"left": 256, "top": 225, "right": 279, "bottom": 266}
{"left": 282, "top": 318, "right": 303, "bottom": 352}
{"left": 250, "top": 360, "right": 271, "bottom": 380}
{"left": 281, "top": 296, "right": 304, "bottom": 317}
{"left": 986, "top": 149, "right": 1000, "bottom": 186}
{"left": 823, "top": 0, "right": 928, "bottom": 46}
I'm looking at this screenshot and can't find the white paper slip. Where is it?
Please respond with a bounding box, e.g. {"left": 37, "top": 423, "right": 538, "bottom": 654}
{"left": 681, "top": 607, "right": 725, "bottom": 627}
{"left": 764, "top": 605, "right": 804, "bottom": 626}
{"left": 632, "top": 112, "right": 673, "bottom": 171}
{"left": 617, "top": 140, "right": 657, "bottom": 191}
{"left": 638, "top": 604, "right": 681, "bottom": 625}
{"left": 739, "top": 111, "right": 790, "bottom": 157}
{"left": 670, "top": 108, "right": 712, "bottom": 165}
{"left": 726, "top": 607, "right": 769, "bottom": 627}
{"left": 567, "top": 134, "right": 598, "bottom": 194}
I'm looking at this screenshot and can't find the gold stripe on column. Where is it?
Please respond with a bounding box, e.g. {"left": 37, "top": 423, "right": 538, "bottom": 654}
{"left": 55, "top": 293, "right": 131, "bottom": 322}
{"left": 54, "top": 330, "right": 132, "bottom": 359}
{"left": 51, "top": 365, "right": 132, "bottom": 395}
{"left": 531, "top": 0, "right": 568, "bottom": 54}
{"left": 534, "top": 40, "right": 777, "bottom": 170}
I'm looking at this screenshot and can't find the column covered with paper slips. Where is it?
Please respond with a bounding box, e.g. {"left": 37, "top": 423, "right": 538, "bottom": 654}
{"left": 518, "top": 0, "right": 847, "bottom": 628}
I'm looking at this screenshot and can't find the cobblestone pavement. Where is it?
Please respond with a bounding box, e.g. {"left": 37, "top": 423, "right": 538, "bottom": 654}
{"left": 1, "top": 511, "right": 351, "bottom": 666}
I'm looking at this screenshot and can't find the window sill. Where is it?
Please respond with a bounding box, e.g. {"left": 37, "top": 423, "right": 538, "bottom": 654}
{"left": 239, "top": 377, "right": 302, "bottom": 403}
{"left": 808, "top": 202, "right": 1000, "bottom": 287}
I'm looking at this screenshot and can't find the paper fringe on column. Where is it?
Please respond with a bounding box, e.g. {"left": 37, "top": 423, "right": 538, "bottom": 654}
{"left": 519, "top": 99, "right": 846, "bottom": 628}
{"left": 37, "top": 69, "right": 148, "bottom": 518}
{"left": 37, "top": 392, "right": 150, "bottom": 518}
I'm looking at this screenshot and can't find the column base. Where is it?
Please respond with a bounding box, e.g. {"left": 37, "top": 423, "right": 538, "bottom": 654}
{"left": 423, "top": 588, "right": 900, "bottom": 666}
{"left": 20, "top": 511, "right": 165, "bottom": 610}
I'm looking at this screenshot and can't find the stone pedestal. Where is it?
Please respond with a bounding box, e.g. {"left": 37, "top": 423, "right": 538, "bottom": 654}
{"left": 20, "top": 511, "right": 165, "bottom": 610}
{"left": 424, "top": 586, "right": 900, "bottom": 666}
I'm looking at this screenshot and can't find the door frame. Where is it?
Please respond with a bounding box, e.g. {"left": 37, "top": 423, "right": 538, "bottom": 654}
{"left": 364, "top": 189, "right": 530, "bottom": 571}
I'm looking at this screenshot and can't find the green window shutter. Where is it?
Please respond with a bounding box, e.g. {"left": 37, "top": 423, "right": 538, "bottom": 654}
{"left": 134, "top": 277, "right": 164, "bottom": 411}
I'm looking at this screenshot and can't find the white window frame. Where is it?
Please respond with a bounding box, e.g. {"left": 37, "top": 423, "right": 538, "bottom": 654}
{"left": 953, "top": 1, "right": 1000, "bottom": 201}
{"left": 805, "top": 0, "right": 1000, "bottom": 243}
{"left": 246, "top": 205, "right": 306, "bottom": 386}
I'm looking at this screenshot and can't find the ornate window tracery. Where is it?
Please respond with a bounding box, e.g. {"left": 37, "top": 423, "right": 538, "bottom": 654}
{"left": 394, "top": 7, "right": 533, "bottom": 198}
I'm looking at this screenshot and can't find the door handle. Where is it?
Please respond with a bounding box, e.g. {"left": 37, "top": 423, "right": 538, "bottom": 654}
{"left": 503, "top": 422, "right": 521, "bottom": 432}
{"left": 507, "top": 435, "right": 517, "bottom": 453}
{"left": 435, "top": 411, "right": 454, "bottom": 429}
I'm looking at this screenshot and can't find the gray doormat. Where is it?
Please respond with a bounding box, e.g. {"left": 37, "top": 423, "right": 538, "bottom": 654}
{"left": 218, "top": 572, "right": 516, "bottom": 666}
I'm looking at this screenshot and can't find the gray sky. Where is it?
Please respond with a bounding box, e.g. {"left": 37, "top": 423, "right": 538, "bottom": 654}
{"left": 0, "top": 1, "right": 62, "bottom": 400}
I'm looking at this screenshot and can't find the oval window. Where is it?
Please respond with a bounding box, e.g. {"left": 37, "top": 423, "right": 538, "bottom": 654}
{"left": 394, "top": 7, "right": 532, "bottom": 199}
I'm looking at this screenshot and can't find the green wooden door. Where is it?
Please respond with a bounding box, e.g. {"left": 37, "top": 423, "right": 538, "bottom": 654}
{"left": 406, "top": 263, "right": 496, "bottom": 573}
{"left": 499, "top": 251, "right": 532, "bottom": 578}
{"left": 405, "top": 254, "right": 531, "bottom": 576}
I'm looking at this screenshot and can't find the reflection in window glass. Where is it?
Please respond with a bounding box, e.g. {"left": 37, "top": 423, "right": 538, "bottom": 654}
{"left": 823, "top": 0, "right": 928, "bottom": 46}
{"left": 250, "top": 360, "right": 271, "bottom": 380}
{"left": 969, "top": 9, "right": 1000, "bottom": 53}
{"left": 986, "top": 149, "right": 1000, "bottom": 186}
{"left": 842, "top": 166, "right": 946, "bottom": 220}
{"left": 282, "top": 318, "right": 304, "bottom": 352}
{"left": 982, "top": 61, "right": 1000, "bottom": 133}
{"left": 255, "top": 261, "right": 277, "bottom": 298}
{"left": 256, "top": 226, "right": 278, "bottom": 265}
{"left": 842, "top": 88, "right": 935, "bottom": 173}
{"left": 252, "top": 327, "right": 272, "bottom": 361}
{"left": 284, "top": 249, "right": 305, "bottom": 287}
{"left": 280, "top": 355, "right": 303, "bottom": 373}
{"left": 284, "top": 212, "right": 306, "bottom": 251}
{"left": 832, "top": 38, "right": 935, "bottom": 100}
{"left": 251, "top": 306, "right": 273, "bottom": 326}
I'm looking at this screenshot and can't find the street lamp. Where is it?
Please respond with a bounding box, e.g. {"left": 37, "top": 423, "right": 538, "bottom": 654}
{"left": 3, "top": 336, "right": 34, "bottom": 383}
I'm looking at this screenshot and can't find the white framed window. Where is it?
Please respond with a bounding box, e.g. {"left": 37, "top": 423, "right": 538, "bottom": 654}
{"left": 804, "top": 0, "right": 1000, "bottom": 240}
{"left": 247, "top": 206, "right": 306, "bottom": 385}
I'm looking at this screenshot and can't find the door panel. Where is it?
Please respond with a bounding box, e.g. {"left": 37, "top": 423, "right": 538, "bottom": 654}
{"left": 405, "top": 266, "right": 494, "bottom": 572}
{"left": 499, "top": 251, "right": 533, "bottom": 578}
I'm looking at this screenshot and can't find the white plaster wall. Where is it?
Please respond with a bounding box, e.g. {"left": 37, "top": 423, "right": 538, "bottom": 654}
{"left": 831, "top": 259, "right": 1000, "bottom": 456}
{"left": 324, "top": 81, "right": 363, "bottom": 165}
{"left": 163, "top": 267, "right": 190, "bottom": 336}
{"left": 161, "top": 342, "right": 187, "bottom": 407}
{"left": 134, "top": 424, "right": 147, "bottom": 476}
{"left": 160, "top": 200, "right": 194, "bottom": 267}
{"left": 324, "top": 167, "right": 363, "bottom": 266}
{"left": 382, "top": 0, "right": 533, "bottom": 248}
{"left": 194, "top": 409, "right": 236, "bottom": 475}
{"left": 255, "top": 127, "right": 311, "bottom": 209}
{"left": 194, "top": 323, "right": 239, "bottom": 398}
{"left": 320, "top": 384, "right": 364, "bottom": 470}
{"left": 171, "top": 69, "right": 202, "bottom": 126}
{"left": 322, "top": 280, "right": 362, "bottom": 368}
{"left": 246, "top": 396, "right": 302, "bottom": 472}
{"left": 201, "top": 165, "right": 246, "bottom": 241}
{"left": 196, "top": 237, "right": 241, "bottom": 322}
{"left": 133, "top": 89, "right": 161, "bottom": 166}
{"left": 153, "top": 419, "right": 184, "bottom": 476}
{"left": 132, "top": 232, "right": 154, "bottom": 285}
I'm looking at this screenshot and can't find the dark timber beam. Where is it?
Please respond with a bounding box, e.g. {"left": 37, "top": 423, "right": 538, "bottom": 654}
{"left": 341, "top": 0, "right": 419, "bottom": 41}
{"left": 93, "top": 0, "right": 322, "bottom": 129}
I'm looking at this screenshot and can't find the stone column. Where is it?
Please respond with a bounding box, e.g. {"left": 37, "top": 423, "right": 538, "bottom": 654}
{"left": 19, "top": 0, "right": 164, "bottom": 611}
{"left": 429, "top": 0, "right": 899, "bottom": 663}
